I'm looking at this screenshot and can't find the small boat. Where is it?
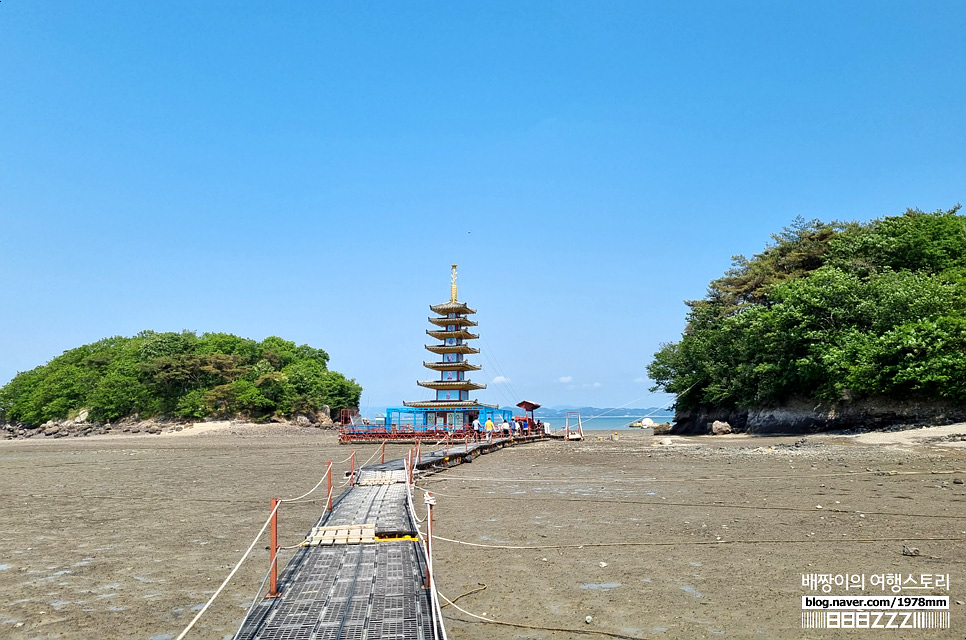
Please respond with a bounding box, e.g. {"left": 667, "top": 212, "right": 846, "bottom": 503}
{"left": 628, "top": 418, "right": 656, "bottom": 428}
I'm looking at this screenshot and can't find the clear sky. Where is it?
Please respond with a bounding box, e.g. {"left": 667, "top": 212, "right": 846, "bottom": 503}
{"left": 2, "top": 1, "right": 964, "bottom": 413}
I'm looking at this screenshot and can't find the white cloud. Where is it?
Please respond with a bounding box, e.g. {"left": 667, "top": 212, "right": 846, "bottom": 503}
{"left": 593, "top": 382, "right": 602, "bottom": 388}
{"left": 557, "top": 376, "right": 573, "bottom": 383}
{"left": 634, "top": 377, "right": 648, "bottom": 383}
{"left": 492, "top": 375, "right": 511, "bottom": 384}
{"left": 582, "top": 382, "right": 603, "bottom": 388}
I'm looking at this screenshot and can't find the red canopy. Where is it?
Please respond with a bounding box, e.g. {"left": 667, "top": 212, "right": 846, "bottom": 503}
{"left": 516, "top": 400, "right": 541, "bottom": 412}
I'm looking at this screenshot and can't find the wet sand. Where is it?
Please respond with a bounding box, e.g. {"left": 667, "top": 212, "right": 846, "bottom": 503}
{"left": 0, "top": 425, "right": 964, "bottom": 639}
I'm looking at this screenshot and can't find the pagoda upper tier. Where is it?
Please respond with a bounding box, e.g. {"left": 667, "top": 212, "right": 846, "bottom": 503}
{"left": 429, "top": 301, "right": 476, "bottom": 315}
{"left": 428, "top": 316, "right": 477, "bottom": 327}
{"left": 424, "top": 343, "right": 480, "bottom": 355}
{"left": 422, "top": 360, "right": 482, "bottom": 371}
{"left": 426, "top": 328, "right": 480, "bottom": 341}
{"left": 416, "top": 379, "right": 486, "bottom": 391}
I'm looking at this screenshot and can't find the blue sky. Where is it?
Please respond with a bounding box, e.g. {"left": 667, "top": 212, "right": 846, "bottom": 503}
{"left": 2, "top": 1, "right": 964, "bottom": 413}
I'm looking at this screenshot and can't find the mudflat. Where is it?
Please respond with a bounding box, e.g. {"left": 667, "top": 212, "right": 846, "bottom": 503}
{"left": 1, "top": 425, "right": 964, "bottom": 639}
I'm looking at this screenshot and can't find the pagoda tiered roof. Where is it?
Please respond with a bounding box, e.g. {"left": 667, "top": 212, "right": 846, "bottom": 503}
{"left": 426, "top": 329, "right": 480, "bottom": 340}
{"left": 416, "top": 380, "right": 487, "bottom": 391}
{"left": 422, "top": 361, "right": 481, "bottom": 371}
{"left": 403, "top": 399, "right": 497, "bottom": 409}
{"left": 424, "top": 344, "right": 480, "bottom": 355}
{"left": 429, "top": 301, "right": 477, "bottom": 315}
{"left": 428, "top": 316, "right": 478, "bottom": 327}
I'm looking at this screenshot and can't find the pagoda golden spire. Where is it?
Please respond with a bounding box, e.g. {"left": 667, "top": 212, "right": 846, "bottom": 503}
{"left": 450, "top": 264, "right": 458, "bottom": 302}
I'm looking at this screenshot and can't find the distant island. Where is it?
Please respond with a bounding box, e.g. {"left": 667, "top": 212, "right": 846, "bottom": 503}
{"left": 648, "top": 206, "right": 966, "bottom": 434}
{"left": 528, "top": 406, "right": 673, "bottom": 419}
{"left": 0, "top": 331, "right": 362, "bottom": 431}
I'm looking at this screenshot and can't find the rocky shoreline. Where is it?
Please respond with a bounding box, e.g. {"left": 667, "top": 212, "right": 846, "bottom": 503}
{"left": 672, "top": 396, "right": 966, "bottom": 435}
{"left": 0, "top": 410, "right": 339, "bottom": 440}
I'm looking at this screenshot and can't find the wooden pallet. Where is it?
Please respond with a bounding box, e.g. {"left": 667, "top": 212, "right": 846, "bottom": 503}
{"left": 358, "top": 477, "right": 400, "bottom": 486}
{"left": 306, "top": 524, "right": 376, "bottom": 546}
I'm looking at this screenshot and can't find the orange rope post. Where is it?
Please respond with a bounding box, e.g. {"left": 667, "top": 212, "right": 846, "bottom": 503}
{"left": 381, "top": 442, "right": 385, "bottom": 464}
{"left": 267, "top": 498, "right": 280, "bottom": 598}
{"left": 326, "top": 462, "right": 332, "bottom": 511}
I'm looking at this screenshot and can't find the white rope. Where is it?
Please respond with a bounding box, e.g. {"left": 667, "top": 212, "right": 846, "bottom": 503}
{"left": 230, "top": 552, "right": 280, "bottom": 640}
{"left": 432, "top": 533, "right": 966, "bottom": 550}
{"left": 281, "top": 461, "right": 333, "bottom": 503}
{"left": 280, "top": 541, "right": 307, "bottom": 550}
{"left": 405, "top": 461, "right": 427, "bottom": 524}
{"left": 418, "top": 516, "right": 439, "bottom": 640}
{"left": 175, "top": 500, "right": 281, "bottom": 640}
{"left": 356, "top": 441, "right": 388, "bottom": 469}
{"left": 425, "top": 528, "right": 447, "bottom": 640}
{"left": 409, "top": 494, "right": 446, "bottom": 640}
{"left": 438, "top": 590, "right": 493, "bottom": 622}
{"left": 437, "top": 590, "right": 639, "bottom": 639}
{"left": 179, "top": 454, "right": 355, "bottom": 638}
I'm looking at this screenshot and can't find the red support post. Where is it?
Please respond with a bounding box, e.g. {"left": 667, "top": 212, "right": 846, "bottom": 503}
{"left": 326, "top": 462, "right": 332, "bottom": 511}
{"left": 350, "top": 451, "right": 355, "bottom": 487}
{"left": 381, "top": 441, "right": 385, "bottom": 464}
{"left": 267, "top": 498, "right": 280, "bottom": 598}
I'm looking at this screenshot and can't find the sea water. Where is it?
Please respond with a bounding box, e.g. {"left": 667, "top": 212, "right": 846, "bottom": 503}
{"left": 537, "top": 414, "right": 674, "bottom": 432}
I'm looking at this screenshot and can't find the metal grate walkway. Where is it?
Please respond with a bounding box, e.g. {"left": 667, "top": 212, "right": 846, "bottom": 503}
{"left": 235, "top": 434, "right": 551, "bottom": 640}
{"left": 237, "top": 541, "right": 432, "bottom": 640}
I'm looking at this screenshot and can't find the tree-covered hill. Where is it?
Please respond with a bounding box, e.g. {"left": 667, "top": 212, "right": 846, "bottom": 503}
{"left": 0, "top": 331, "right": 362, "bottom": 426}
{"left": 648, "top": 206, "right": 966, "bottom": 416}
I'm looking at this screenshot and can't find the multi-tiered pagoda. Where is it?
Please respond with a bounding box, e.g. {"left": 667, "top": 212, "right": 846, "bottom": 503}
{"left": 382, "top": 266, "right": 510, "bottom": 433}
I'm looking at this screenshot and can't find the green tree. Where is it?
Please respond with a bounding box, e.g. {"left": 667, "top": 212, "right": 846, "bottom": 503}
{"left": 650, "top": 206, "right": 966, "bottom": 413}
{"left": 0, "top": 330, "right": 361, "bottom": 426}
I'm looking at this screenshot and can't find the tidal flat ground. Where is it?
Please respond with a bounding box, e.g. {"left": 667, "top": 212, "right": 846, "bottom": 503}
{"left": 0, "top": 425, "right": 963, "bottom": 639}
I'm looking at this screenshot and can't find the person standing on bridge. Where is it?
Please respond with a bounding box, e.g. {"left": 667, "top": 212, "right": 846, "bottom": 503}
{"left": 472, "top": 416, "right": 481, "bottom": 441}
{"left": 484, "top": 416, "right": 494, "bottom": 442}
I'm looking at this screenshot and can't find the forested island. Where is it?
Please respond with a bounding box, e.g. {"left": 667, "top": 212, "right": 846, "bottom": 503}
{"left": 0, "top": 331, "right": 362, "bottom": 432}
{"left": 648, "top": 206, "right": 966, "bottom": 434}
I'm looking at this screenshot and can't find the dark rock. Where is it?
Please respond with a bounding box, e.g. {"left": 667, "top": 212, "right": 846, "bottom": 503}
{"left": 672, "top": 397, "right": 966, "bottom": 436}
